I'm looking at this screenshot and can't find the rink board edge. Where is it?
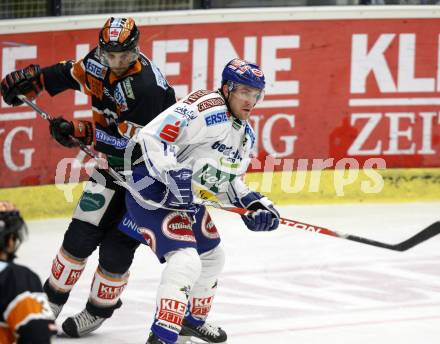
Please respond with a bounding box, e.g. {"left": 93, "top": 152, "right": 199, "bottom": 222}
{"left": 0, "top": 168, "right": 439, "bottom": 219}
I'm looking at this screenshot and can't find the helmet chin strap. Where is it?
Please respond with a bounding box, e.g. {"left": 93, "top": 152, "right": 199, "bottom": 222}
{"left": 218, "top": 88, "right": 240, "bottom": 120}
{"left": 5, "top": 252, "right": 16, "bottom": 262}
{"left": 1, "top": 236, "right": 19, "bottom": 262}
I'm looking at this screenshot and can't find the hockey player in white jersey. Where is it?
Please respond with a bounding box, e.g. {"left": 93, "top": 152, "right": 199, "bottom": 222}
{"left": 119, "top": 58, "right": 280, "bottom": 343}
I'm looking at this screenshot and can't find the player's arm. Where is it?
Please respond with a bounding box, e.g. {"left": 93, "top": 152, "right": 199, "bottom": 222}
{"left": 0, "top": 55, "right": 94, "bottom": 148}
{"left": 4, "top": 269, "right": 57, "bottom": 343}
{"left": 109, "top": 67, "right": 176, "bottom": 160}
{"left": 224, "top": 124, "right": 280, "bottom": 232}
{"left": 226, "top": 177, "right": 280, "bottom": 232}
{"left": 0, "top": 58, "right": 87, "bottom": 106}
{"left": 16, "top": 318, "right": 57, "bottom": 344}
{"left": 44, "top": 58, "right": 95, "bottom": 148}
{"left": 136, "top": 102, "right": 207, "bottom": 208}
{"left": 117, "top": 78, "right": 176, "bottom": 138}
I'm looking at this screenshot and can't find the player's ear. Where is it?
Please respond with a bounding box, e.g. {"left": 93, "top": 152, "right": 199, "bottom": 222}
{"left": 222, "top": 84, "right": 229, "bottom": 97}
{"left": 6, "top": 236, "right": 16, "bottom": 254}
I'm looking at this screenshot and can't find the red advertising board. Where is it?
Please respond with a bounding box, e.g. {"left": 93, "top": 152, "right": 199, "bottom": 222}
{"left": 1, "top": 18, "right": 440, "bottom": 187}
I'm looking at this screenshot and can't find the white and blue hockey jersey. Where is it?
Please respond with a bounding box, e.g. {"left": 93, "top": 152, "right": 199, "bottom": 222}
{"left": 134, "top": 89, "right": 257, "bottom": 205}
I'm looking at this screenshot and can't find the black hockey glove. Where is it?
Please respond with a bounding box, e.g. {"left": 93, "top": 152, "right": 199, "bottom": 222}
{"left": 235, "top": 192, "right": 280, "bottom": 231}
{"left": 1, "top": 64, "right": 43, "bottom": 106}
{"left": 49, "top": 117, "right": 93, "bottom": 148}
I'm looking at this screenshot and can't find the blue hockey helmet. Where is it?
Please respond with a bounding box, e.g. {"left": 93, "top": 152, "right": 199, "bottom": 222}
{"left": 221, "top": 58, "right": 265, "bottom": 90}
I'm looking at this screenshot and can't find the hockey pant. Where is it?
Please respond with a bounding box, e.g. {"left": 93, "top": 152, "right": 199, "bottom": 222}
{"left": 122, "top": 190, "right": 224, "bottom": 343}
{"left": 45, "top": 168, "right": 140, "bottom": 318}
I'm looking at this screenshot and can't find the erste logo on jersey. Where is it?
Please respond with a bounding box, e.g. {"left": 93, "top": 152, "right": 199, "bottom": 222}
{"left": 86, "top": 59, "right": 107, "bottom": 80}
{"left": 157, "top": 114, "right": 186, "bottom": 143}
{"left": 114, "top": 83, "right": 128, "bottom": 111}
{"left": 205, "top": 111, "right": 228, "bottom": 127}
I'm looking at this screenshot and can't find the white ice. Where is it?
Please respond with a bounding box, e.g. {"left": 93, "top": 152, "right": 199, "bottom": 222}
{"left": 16, "top": 202, "right": 440, "bottom": 344}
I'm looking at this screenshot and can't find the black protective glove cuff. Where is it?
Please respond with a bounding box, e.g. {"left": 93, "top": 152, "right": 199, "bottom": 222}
{"left": 49, "top": 117, "right": 76, "bottom": 147}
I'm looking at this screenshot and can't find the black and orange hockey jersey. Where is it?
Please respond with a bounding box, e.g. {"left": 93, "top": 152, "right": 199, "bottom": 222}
{"left": 41, "top": 48, "right": 176, "bottom": 160}
{"left": 0, "top": 261, "right": 57, "bottom": 344}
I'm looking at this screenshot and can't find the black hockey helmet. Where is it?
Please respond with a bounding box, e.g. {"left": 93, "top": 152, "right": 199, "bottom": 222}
{"left": 99, "top": 17, "right": 139, "bottom": 53}
{"left": 0, "top": 201, "right": 27, "bottom": 259}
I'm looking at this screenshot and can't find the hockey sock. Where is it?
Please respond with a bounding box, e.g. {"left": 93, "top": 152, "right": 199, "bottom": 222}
{"left": 186, "top": 246, "right": 225, "bottom": 325}
{"left": 152, "top": 248, "right": 201, "bottom": 343}
{"left": 88, "top": 265, "right": 129, "bottom": 313}
{"left": 48, "top": 248, "right": 87, "bottom": 295}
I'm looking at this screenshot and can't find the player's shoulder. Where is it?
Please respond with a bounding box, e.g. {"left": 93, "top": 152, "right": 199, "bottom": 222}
{"left": 182, "top": 89, "right": 225, "bottom": 109}
{"left": 177, "top": 90, "right": 226, "bottom": 123}
{"left": 0, "top": 262, "right": 43, "bottom": 292}
{"left": 190, "top": 91, "right": 230, "bottom": 133}
{"left": 152, "top": 90, "right": 228, "bottom": 136}
{"left": 81, "top": 47, "right": 109, "bottom": 81}
{"left": 136, "top": 53, "right": 170, "bottom": 91}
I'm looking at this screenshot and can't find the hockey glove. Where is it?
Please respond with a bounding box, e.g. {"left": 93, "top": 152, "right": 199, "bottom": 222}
{"left": 164, "top": 168, "right": 193, "bottom": 209}
{"left": 235, "top": 192, "right": 280, "bottom": 231}
{"left": 49, "top": 117, "right": 93, "bottom": 148}
{"left": 1, "top": 64, "right": 43, "bottom": 106}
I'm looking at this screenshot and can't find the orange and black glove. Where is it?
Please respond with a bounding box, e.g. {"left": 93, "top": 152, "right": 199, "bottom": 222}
{"left": 49, "top": 117, "right": 93, "bottom": 148}
{"left": 0, "top": 64, "right": 43, "bottom": 106}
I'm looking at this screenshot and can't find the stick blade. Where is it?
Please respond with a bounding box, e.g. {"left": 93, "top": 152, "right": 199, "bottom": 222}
{"left": 393, "top": 221, "right": 440, "bottom": 252}
{"left": 345, "top": 221, "right": 440, "bottom": 252}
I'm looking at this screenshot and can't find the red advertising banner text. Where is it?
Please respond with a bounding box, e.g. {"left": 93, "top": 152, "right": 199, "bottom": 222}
{"left": 1, "top": 18, "right": 440, "bottom": 187}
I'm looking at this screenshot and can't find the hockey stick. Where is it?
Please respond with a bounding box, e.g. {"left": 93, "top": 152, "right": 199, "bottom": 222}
{"left": 209, "top": 204, "right": 440, "bottom": 252}
{"left": 20, "top": 96, "right": 440, "bottom": 251}
{"left": 18, "top": 95, "right": 191, "bottom": 213}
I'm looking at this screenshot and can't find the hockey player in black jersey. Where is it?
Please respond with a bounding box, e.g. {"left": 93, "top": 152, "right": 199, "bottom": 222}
{"left": 0, "top": 201, "right": 57, "bottom": 343}
{"left": 1, "top": 17, "right": 176, "bottom": 338}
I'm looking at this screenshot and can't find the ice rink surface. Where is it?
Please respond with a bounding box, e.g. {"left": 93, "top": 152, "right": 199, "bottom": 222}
{"left": 17, "top": 202, "right": 440, "bottom": 344}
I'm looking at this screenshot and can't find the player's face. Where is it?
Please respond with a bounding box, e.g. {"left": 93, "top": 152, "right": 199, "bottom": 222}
{"left": 102, "top": 50, "right": 137, "bottom": 76}
{"left": 225, "top": 84, "right": 263, "bottom": 120}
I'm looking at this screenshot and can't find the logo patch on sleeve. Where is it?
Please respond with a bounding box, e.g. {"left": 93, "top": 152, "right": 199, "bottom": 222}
{"left": 162, "top": 212, "right": 196, "bottom": 242}
{"left": 157, "top": 115, "right": 186, "bottom": 143}
{"left": 85, "top": 59, "right": 107, "bottom": 79}
{"left": 204, "top": 111, "right": 228, "bottom": 127}
{"left": 198, "top": 97, "right": 225, "bottom": 112}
